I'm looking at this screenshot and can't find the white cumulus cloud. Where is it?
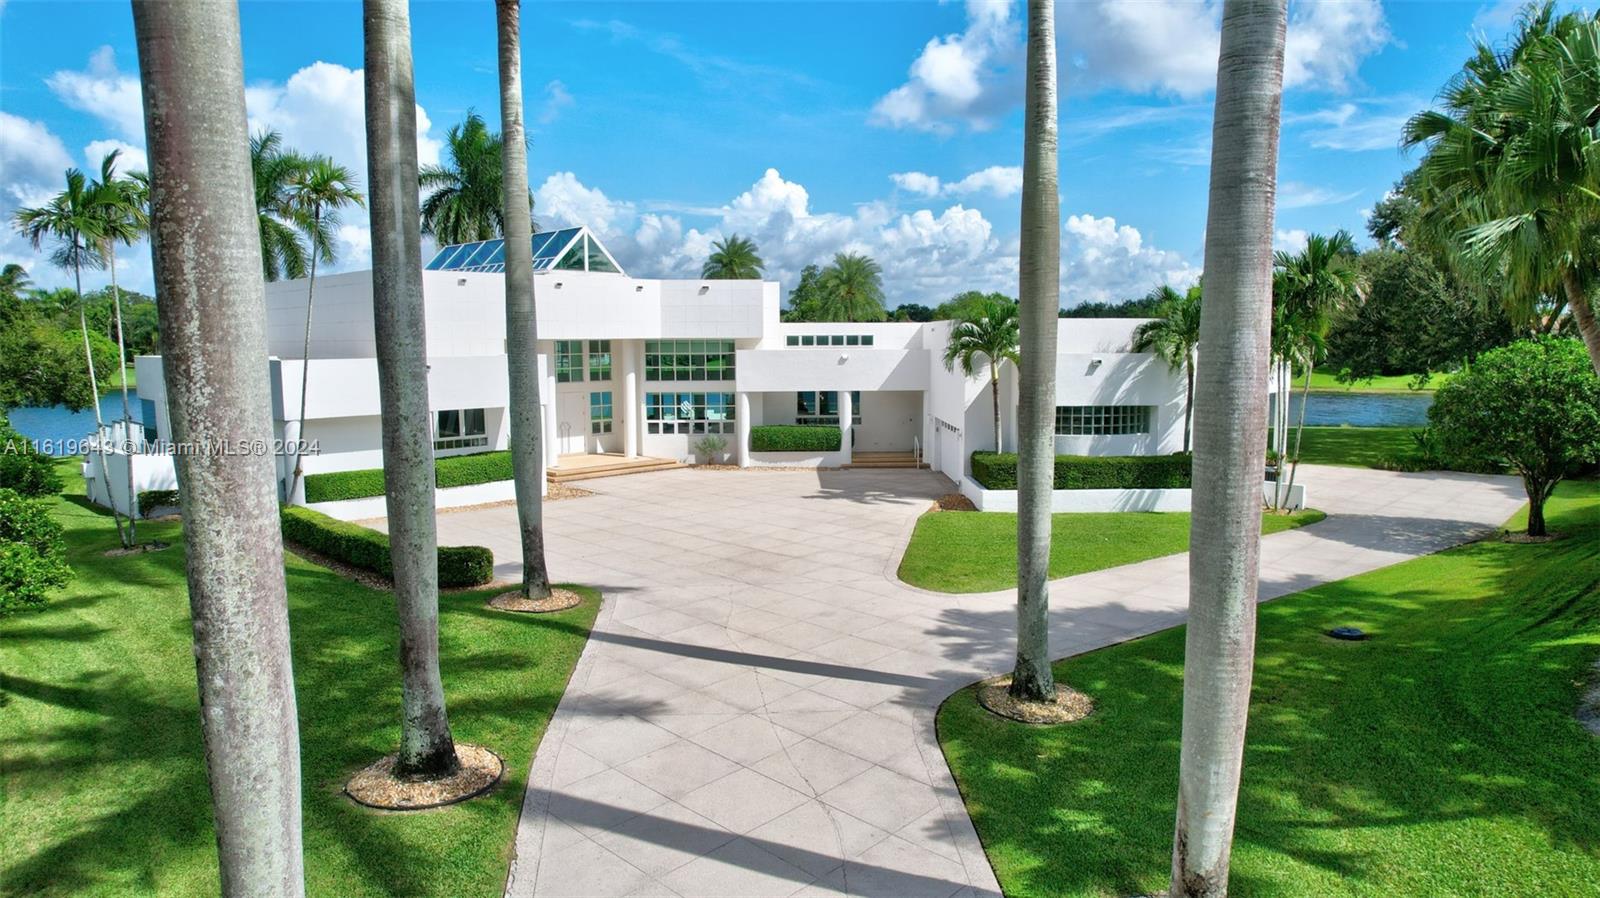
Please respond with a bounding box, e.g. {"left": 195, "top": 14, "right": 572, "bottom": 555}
{"left": 870, "top": 0, "right": 1022, "bottom": 133}
{"left": 890, "top": 165, "right": 1021, "bottom": 199}
{"left": 1063, "top": 214, "right": 1199, "bottom": 305}
{"left": 47, "top": 46, "right": 145, "bottom": 141}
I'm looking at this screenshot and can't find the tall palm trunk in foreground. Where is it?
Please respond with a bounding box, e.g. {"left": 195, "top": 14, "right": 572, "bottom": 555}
{"left": 1011, "top": 0, "right": 1060, "bottom": 702}
{"left": 131, "top": 2, "right": 304, "bottom": 893}
{"left": 363, "top": 0, "right": 458, "bottom": 778}
{"left": 1170, "top": 2, "right": 1287, "bottom": 896}
{"left": 497, "top": 0, "right": 554, "bottom": 599}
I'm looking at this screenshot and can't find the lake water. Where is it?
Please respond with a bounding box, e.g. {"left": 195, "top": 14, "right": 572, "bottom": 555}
{"left": 6, "top": 395, "right": 144, "bottom": 456}
{"left": 1280, "top": 390, "right": 1433, "bottom": 428}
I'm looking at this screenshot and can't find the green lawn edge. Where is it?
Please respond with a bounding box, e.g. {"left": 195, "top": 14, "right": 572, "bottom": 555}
{"left": 898, "top": 508, "right": 1325, "bottom": 594}
{"left": 935, "top": 480, "right": 1600, "bottom": 898}
{"left": 1, "top": 460, "right": 599, "bottom": 898}
{"left": 1305, "top": 370, "right": 1448, "bottom": 393}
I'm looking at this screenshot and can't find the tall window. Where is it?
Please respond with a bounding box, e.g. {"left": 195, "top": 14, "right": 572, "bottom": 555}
{"left": 644, "top": 339, "right": 736, "bottom": 381}
{"left": 795, "top": 391, "right": 861, "bottom": 426}
{"left": 645, "top": 392, "right": 736, "bottom": 434}
{"left": 587, "top": 340, "right": 612, "bottom": 380}
{"left": 555, "top": 340, "right": 583, "bottom": 382}
{"left": 1054, "top": 405, "right": 1153, "bottom": 436}
{"left": 590, "top": 391, "right": 613, "bottom": 433}
{"left": 434, "top": 407, "right": 488, "bottom": 451}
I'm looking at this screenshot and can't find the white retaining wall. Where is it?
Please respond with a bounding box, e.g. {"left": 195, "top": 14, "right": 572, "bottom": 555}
{"left": 959, "top": 477, "right": 1308, "bottom": 513}
{"left": 304, "top": 478, "right": 520, "bottom": 521}
{"left": 746, "top": 450, "right": 850, "bottom": 469}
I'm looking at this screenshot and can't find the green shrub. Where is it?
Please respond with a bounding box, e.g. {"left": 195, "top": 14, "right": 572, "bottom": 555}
{"left": 303, "top": 467, "right": 388, "bottom": 503}
{"left": 435, "top": 450, "right": 514, "bottom": 489}
{"left": 969, "top": 452, "right": 1193, "bottom": 491}
{"left": 304, "top": 450, "right": 519, "bottom": 502}
{"left": 279, "top": 506, "right": 493, "bottom": 588}
{"left": 751, "top": 425, "right": 840, "bottom": 452}
{"left": 0, "top": 416, "right": 62, "bottom": 498}
{"left": 137, "top": 489, "right": 180, "bottom": 516}
{"left": 0, "top": 488, "right": 71, "bottom": 614}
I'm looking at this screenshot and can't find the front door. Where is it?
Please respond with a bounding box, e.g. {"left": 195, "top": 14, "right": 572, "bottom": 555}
{"left": 557, "top": 392, "right": 587, "bottom": 455}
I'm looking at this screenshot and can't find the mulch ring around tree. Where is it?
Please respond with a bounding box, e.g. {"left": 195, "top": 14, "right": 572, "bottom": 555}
{"left": 488, "top": 586, "right": 584, "bottom": 614}
{"left": 344, "top": 744, "right": 503, "bottom": 811}
{"left": 1502, "top": 530, "right": 1565, "bottom": 544}
{"left": 932, "top": 493, "right": 976, "bottom": 512}
{"left": 976, "top": 676, "right": 1095, "bottom": 725}
{"left": 103, "top": 540, "right": 172, "bottom": 557}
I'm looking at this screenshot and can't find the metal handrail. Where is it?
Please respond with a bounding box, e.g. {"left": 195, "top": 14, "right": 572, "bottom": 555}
{"left": 912, "top": 436, "right": 921, "bottom": 463}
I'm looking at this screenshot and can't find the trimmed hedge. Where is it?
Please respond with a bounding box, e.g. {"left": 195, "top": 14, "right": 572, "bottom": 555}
{"left": 303, "top": 450, "right": 519, "bottom": 502}
{"left": 303, "top": 467, "right": 389, "bottom": 503}
{"left": 751, "top": 425, "right": 840, "bottom": 452}
{"left": 137, "top": 489, "right": 180, "bottom": 516}
{"left": 435, "top": 450, "right": 515, "bottom": 489}
{"left": 280, "top": 506, "right": 494, "bottom": 588}
{"left": 970, "top": 451, "right": 1193, "bottom": 491}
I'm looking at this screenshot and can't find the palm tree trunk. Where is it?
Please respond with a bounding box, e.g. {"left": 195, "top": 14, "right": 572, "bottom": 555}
{"left": 131, "top": 1, "right": 305, "bottom": 893}
{"left": 1011, "top": 0, "right": 1060, "bottom": 703}
{"left": 1170, "top": 2, "right": 1286, "bottom": 896}
{"left": 497, "top": 0, "right": 553, "bottom": 599}
{"left": 109, "top": 244, "right": 138, "bottom": 544}
{"left": 990, "top": 368, "right": 1003, "bottom": 453}
{"left": 1560, "top": 270, "right": 1600, "bottom": 377}
{"left": 1183, "top": 355, "right": 1194, "bottom": 453}
{"left": 289, "top": 206, "right": 320, "bottom": 504}
{"left": 363, "top": 0, "right": 458, "bottom": 778}
{"left": 1284, "top": 362, "right": 1312, "bottom": 510}
{"left": 1272, "top": 359, "right": 1288, "bottom": 510}
{"left": 75, "top": 253, "right": 128, "bottom": 547}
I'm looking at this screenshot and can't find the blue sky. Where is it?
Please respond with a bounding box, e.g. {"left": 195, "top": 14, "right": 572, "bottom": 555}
{"left": 0, "top": 0, "right": 1546, "bottom": 307}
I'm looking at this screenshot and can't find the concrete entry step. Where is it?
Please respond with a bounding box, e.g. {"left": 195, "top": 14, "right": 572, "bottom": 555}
{"left": 843, "top": 451, "right": 929, "bottom": 470}
{"left": 547, "top": 454, "right": 684, "bottom": 483}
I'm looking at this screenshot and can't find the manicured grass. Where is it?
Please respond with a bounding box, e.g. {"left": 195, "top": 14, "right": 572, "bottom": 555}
{"left": 102, "top": 363, "right": 137, "bottom": 393}
{"left": 898, "top": 508, "right": 1325, "bottom": 593}
{"left": 1, "top": 461, "right": 598, "bottom": 897}
{"left": 1294, "top": 425, "right": 1419, "bottom": 468}
{"left": 937, "top": 481, "right": 1600, "bottom": 898}
{"left": 1307, "top": 370, "right": 1448, "bottom": 392}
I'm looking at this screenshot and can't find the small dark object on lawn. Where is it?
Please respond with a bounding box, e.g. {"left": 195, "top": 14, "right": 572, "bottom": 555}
{"left": 1328, "top": 626, "right": 1368, "bottom": 641}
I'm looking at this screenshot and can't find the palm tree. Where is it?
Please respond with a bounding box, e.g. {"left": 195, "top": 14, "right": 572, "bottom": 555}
{"left": 419, "top": 111, "right": 532, "bottom": 244}
{"left": 702, "top": 234, "right": 764, "bottom": 279}
{"left": 496, "top": 0, "right": 555, "bottom": 601}
{"left": 816, "top": 252, "right": 886, "bottom": 322}
{"left": 364, "top": 0, "right": 460, "bottom": 779}
{"left": 131, "top": 1, "right": 305, "bottom": 892}
{"left": 1273, "top": 231, "right": 1363, "bottom": 507}
{"left": 1011, "top": 0, "right": 1060, "bottom": 704}
{"left": 943, "top": 296, "right": 1020, "bottom": 453}
{"left": 88, "top": 149, "right": 151, "bottom": 545}
{"left": 251, "top": 130, "right": 311, "bottom": 282}
{"left": 0, "top": 263, "right": 31, "bottom": 298}
{"left": 1404, "top": 3, "right": 1600, "bottom": 376}
{"left": 285, "top": 157, "right": 364, "bottom": 502}
{"left": 1131, "top": 284, "right": 1203, "bottom": 452}
{"left": 12, "top": 167, "right": 129, "bottom": 547}
{"left": 1169, "top": 2, "right": 1287, "bottom": 896}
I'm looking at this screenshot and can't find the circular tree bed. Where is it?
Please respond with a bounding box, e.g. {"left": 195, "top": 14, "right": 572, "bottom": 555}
{"left": 977, "top": 676, "right": 1094, "bottom": 725}
{"left": 488, "top": 587, "right": 584, "bottom": 614}
{"left": 345, "top": 744, "right": 503, "bottom": 811}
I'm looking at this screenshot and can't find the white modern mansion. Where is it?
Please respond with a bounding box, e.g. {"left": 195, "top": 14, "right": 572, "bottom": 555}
{"left": 116, "top": 226, "right": 1193, "bottom": 514}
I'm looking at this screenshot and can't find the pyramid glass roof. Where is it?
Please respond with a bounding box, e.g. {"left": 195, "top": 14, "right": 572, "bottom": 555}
{"left": 424, "top": 226, "right": 625, "bottom": 276}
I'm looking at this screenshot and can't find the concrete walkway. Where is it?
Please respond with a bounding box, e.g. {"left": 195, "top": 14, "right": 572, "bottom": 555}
{"left": 418, "top": 465, "right": 1525, "bottom": 898}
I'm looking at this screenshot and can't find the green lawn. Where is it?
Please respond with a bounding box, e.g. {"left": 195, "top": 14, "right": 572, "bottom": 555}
{"left": 1, "top": 462, "right": 598, "bottom": 897}
{"left": 1306, "top": 370, "right": 1448, "bottom": 392}
{"left": 937, "top": 480, "right": 1600, "bottom": 898}
{"left": 898, "top": 508, "right": 1324, "bottom": 593}
{"left": 1294, "top": 425, "right": 1419, "bottom": 468}
{"left": 102, "top": 363, "right": 137, "bottom": 393}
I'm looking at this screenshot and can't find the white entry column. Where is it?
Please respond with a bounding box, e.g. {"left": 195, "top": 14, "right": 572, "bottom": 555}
{"left": 736, "top": 391, "right": 751, "bottom": 468}
{"left": 622, "top": 340, "right": 639, "bottom": 458}
{"left": 838, "top": 390, "right": 853, "bottom": 464}
{"left": 543, "top": 361, "right": 559, "bottom": 469}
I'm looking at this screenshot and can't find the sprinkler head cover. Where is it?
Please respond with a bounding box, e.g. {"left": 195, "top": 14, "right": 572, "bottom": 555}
{"left": 1328, "top": 626, "right": 1368, "bottom": 641}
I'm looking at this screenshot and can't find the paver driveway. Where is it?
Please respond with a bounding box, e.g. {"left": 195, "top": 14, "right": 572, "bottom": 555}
{"left": 412, "top": 465, "right": 1526, "bottom": 897}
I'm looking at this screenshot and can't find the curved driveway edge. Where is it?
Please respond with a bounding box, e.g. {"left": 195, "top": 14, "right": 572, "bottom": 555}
{"left": 412, "top": 464, "right": 1526, "bottom": 898}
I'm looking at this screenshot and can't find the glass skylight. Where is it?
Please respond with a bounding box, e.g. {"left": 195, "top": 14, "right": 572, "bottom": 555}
{"left": 425, "top": 226, "right": 622, "bottom": 276}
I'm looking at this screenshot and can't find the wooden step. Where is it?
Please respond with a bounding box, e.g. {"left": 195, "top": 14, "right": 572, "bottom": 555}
{"left": 546, "top": 457, "right": 684, "bottom": 483}
{"left": 843, "top": 452, "right": 928, "bottom": 470}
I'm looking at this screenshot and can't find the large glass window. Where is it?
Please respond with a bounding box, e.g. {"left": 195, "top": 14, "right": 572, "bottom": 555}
{"left": 646, "top": 392, "right": 737, "bottom": 434}
{"left": 644, "top": 340, "right": 736, "bottom": 381}
{"left": 555, "top": 340, "right": 583, "bottom": 382}
{"left": 1054, "top": 405, "right": 1153, "bottom": 436}
{"left": 587, "top": 340, "right": 612, "bottom": 381}
{"left": 590, "top": 391, "right": 613, "bottom": 434}
{"left": 434, "top": 407, "right": 488, "bottom": 451}
{"left": 795, "top": 391, "right": 862, "bottom": 426}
